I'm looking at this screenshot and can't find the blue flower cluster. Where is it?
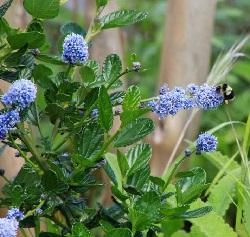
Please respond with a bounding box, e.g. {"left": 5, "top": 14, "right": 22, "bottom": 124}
{"left": 196, "top": 132, "right": 218, "bottom": 154}
{"left": 0, "top": 208, "right": 24, "bottom": 237}
{"left": 62, "top": 33, "right": 89, "bottom": 65}
{"left": 0, "top": 110, "right": 20, "bottom": 139}
{"left": 7, "top": 208, "right": 24, "bottom": 220}
{"left": 0, "top": 79, "right": 37, "bottom": 140}
{"left": 148, "top": 83, "right": 224, "bottom": 119}
{"left": 0, "top": 218, "right": 19, "bottom": 237}
{"left": 2, "top": 79, "right": 37, "bottom": 110}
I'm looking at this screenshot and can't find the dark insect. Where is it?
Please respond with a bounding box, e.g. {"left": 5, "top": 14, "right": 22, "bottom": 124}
{"left": 216, "top": 83, "right": 235, "bottom": 104}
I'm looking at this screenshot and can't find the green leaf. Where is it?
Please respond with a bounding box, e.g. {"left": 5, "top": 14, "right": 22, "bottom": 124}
{"left": 176, "top": 206, "right": 212, "bottom": 219}
{"left": 41, "top": 170, "right": 68, "bottom": 194}
{"left": 23, "top": 0, "right": 60, "bottom": 19}
{"left": 96, "top": 0, "right": 108, "bottom": 9}
{"left": 45, "top": 103, "right": 65, "bottom": 123}
{"left": 79, "top": 66, "right": 96, "bottom": 87}
{"left": 190, "top": 226, "right": 206, "bottom": 237}
{"left": 98, "top": 86, "right": 113, "bottom": 131}
{"left": 71, "top": 223, "right": 92, "bottom": 237}
{"left": 7, "top": 32, "right": 45, "bottom": 49}
{"left": 76, "top": 123, "right": 104, "bottom": 159}
{"left": 85, "top": 60, "right": 100, "bottom": 76}
{"left": 117, "top": 150, "right": 129, "bottom": 177}
{"left": 127, "top": 144, "right": 152, "bottom": 176}
{"left": 104, "top": 228, "right": 132, "bottom": 237}
{"left": 208, "top": 169, "right": 240, "bottom": 216}
{"left": 103, "top": 54, "right": 122, "bottom": 82}
{"left": 121, "top": 86, "right": 147, "bottom": 125}
{"left": 0, "top": 0, "right": 13, "bottom": 17}
{"left": 205, "top": 151, "right": 240, "bottom": 171}
{"left": 171, "top": 230, "right": 190, "bottom": 237}
{"left": 27, "top": 19, "right": 44, "bottom": 33}
{"left": 101, "top": 10, "right": 148, "bottom": 29}
{"left": 122, "top": 85, "right": 141, "bottom": 112}
{"left": 189, "top": 199, "right": 237, "bottom": 237}
{"left": 35, "top": 54, "right": 66, "bottom": 65}
{"left": 99, "top": 220, "right": 114, "bottom": 233}
{"left": 61, "top": 22, "right": 86, "bottom": 36}
{"left": 105, "top": 153, "right": 123, "bottom": 190}
{"left": 114, "top": 118, "right": 154, "bottom": 147}
{"left": 33, "top": 64, "right": 54, "bottom": 89}
{"left": 126, "top": 165, "right": 150, "bottom": 191}
{"left": 129, "top": 191, "right": 161, "bottom": 231}
{"left": 176, "top": 167, "right": 207, "bottom": 205}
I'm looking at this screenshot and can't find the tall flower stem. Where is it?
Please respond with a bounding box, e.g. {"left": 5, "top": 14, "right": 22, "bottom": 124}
{"left": 17, "top": 124, "right": 48, "bottom": 172}
{"left": 9, "top": 134, "right": 38, "bottom": 170}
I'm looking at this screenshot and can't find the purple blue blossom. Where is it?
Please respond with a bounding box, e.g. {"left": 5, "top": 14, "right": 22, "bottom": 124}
{"left": 194, "top": 84, "right": 224, "bottom": 110}
{"left": 0, "top": 218, "right": 19, "bottom": 237}
{"left": 196, "top": 132, "right": 218, "bottom": 154}
{"left": 62, "top": 33, "right": 89, "bottom": 64}
{"left": 149, "top": 83, "right": 224, "bottom": 119}
{"left": 2, "top": 79, "right": 37, "bottom": 110}
{"left": 6, "top": 208, "right": 24, "bottom": 220}
{"left": 0, "top": 110, "right": 20, "bottom": 140}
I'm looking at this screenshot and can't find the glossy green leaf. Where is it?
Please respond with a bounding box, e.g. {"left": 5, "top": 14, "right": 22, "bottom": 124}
{"left": 127, "top": 143, "right": 152, "bottom": 176}
{"left": 176, "top": 167, "right": 207, "bottom": 205}
{"left": 104, "top": 228, "right": 132, "bottom": 237}
{"left": 85, "top": 60, "right": 100, "bottom": 76}
{"left": 71, "top": 223, "right": 92, "bottom": 237}
{"left": 121, "top": 109, "right": 149, "bottom": 126}
{"left": 122, "top": 85, "right": 141, "bottom": 112}
{"left": 189, "top": 199, "right": 237, "bottom": 237}
{"left": 76, "top": 123, "right": 104, "bottom": 159}
{"left": 99, "top": 220, "right": 114, "bottom": 233}
{"left": 33, "top": 64, "right": 54, "bottom": 89}
{"left": 23, "top": 0, "right": 60, "bottom": 19}
{"left": 79, "top": 66, "right": 96, "bottom": 87}
{"left": 103, "top": 54, "right": 122, "bottom": 82}
{"left": 208, "top": 169, "right": 241, "bottom": 216}
{"left": 35, "top": 54, "right": 66, "bottom": 65}
{"left": 176, "top": 206, "right": 212, "bottom": 219}
{"left": 101, "top": 10, "right": 148, "bottom": 29}
{"left": 117, "top": 150, "right": 129, "bottom": 177}
{"left": 98, "top": 86, "right": 113, "bottom": 131}
{"left": 105, "top": 153, "right": 123, "bottom": 190}
{"left": 171, "top": 230, "right": 190, "bottom": 237}
{"left": 7, "top": 32, "right": 45, "bottom": 49}
{"left": 41, "top": 170, "right": 68, "bottom": 194}
{"left": 129, "top": 191, "right": 161, "bottom": 231}
{"left": 114, "top": 118, "right": 154, "bottom": 147}
{"left": 126, "top": 165, "right": 150, "bottom": 191}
